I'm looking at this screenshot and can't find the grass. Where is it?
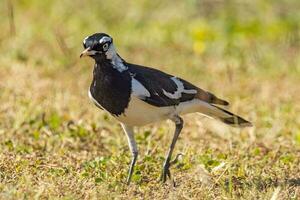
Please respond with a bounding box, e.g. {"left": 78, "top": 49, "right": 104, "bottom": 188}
{"left": 0, "top": 0, "right": 300, "bottom": 199}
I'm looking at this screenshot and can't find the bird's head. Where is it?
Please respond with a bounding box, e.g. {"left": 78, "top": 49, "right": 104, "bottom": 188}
{"left": 80, "top": 33, "right": 115, "bottom": 60}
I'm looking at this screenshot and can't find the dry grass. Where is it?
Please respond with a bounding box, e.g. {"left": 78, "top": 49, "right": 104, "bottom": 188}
{"left": 0, "top": 0, "right": 300, "bottom": 199}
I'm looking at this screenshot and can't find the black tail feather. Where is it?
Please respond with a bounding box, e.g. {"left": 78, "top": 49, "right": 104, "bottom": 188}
{"left": 208, "top": 92, "right": 229, "bottom": 106}
{"left": 212, "top": 105, "right": 252, "bottom": 127}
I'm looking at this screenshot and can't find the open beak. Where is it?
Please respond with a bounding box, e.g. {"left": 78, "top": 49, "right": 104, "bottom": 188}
{"left": 80, "top": 47, "right": 92, "bottom": 58}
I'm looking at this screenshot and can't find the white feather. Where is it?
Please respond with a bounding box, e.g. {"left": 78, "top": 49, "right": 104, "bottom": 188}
{"left": 131, "top": 78, "right": 150, "bottom": 99}
{"left": 99, "top": 36, "right": 111, "bottom": 44}
{"left": 105, "top": 44, "right": 128, "bottom": 72}
{"left": 83, "top": 36, "right": 89, "bottom": 45}
{"left": 162, "top": 77, "right": 197, "bottom": 99}
{"left": 116, "top": 96, "right": 228, "bottom": 126}
{"left": 116, "top": 95, "right": 174, "bottom": 126}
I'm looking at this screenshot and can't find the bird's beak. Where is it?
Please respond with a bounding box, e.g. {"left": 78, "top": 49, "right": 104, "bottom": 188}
{"left": 80, "top": 47, "right": 92, "bottom": 58}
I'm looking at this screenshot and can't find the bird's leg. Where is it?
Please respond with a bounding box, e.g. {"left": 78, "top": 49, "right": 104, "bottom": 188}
{"left": 121, "top": 124, "right": 138, "bottom": 185}
{"left": 160, "top": 116, "right": 183, "bottom": 183}
{"left": 127, "top": 151, "right": 138, "bottom": 184}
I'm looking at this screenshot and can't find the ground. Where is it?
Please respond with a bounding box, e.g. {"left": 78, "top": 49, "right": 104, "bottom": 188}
{"left": 0, "top": 0, "right": 300, "bottom": 199}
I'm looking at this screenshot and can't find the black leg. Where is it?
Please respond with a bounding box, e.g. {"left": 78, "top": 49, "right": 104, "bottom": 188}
{"left": 121, "top": 124, "right": 138, "bottom": 185}
{"left": 160, "top": 116, "right": 183, "bottom": 183}
{"left": 127, "top": 151, "right": 138, "bottom": 184}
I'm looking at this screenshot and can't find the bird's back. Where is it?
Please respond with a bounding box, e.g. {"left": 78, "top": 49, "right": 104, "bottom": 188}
{"left": 127, "top": 62, "right": 228, "bottom": 107}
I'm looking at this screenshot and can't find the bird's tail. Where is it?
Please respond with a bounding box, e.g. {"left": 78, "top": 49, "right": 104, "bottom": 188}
{"left": 197, "top": 102, "right": 252, "bottom": 127}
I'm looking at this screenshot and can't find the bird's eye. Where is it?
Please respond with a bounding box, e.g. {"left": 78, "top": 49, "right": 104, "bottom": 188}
{"left": 103, "top": 43, "right": 109, "bottom": 51}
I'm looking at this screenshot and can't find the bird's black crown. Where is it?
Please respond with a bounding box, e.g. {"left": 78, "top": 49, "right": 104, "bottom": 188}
{"left": 82, "top": 33, "right": 113, "bottom": 54}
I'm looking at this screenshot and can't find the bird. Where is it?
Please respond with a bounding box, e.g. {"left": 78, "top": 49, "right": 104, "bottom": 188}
{"left": 80, "top": 33, "right": 252, "bottom": 184}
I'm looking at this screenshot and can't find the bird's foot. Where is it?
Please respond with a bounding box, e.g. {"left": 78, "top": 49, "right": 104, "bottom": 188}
{"left": 160, "top": 161, "right": 171, "bottom": 183}
{"left": 160, "top": 153, "right": 183, "bottom": 186}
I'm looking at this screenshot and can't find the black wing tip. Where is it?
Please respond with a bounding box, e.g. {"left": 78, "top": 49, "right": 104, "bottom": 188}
{"left": 213, "top": 98, "right": 230, "bottom": 106}
{"left": 211, "top": 104, "right": 252, "bottom": 127}
{"left": 222, "top": 100, "right": 230, "bottom": 106}
{"left": 222, "top": 116, "right": 253, "bottom": 127}
{"left": 208, "top": 92, "right": 229, "bottom": 106}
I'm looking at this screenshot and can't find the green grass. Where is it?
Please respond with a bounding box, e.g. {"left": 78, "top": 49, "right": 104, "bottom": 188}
{"left": 0, "top": 0, "right": 300, "bottom": 199}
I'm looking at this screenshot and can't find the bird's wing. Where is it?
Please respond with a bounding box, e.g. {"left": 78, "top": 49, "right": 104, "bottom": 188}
{"left": 127, "top": 63, "right": 228, "bottom": 107}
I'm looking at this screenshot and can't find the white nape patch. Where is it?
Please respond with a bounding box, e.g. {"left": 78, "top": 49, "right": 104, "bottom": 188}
{"left": 99, "top": 36, "right": 111, "bottom": 44}
{"left": 105, "top": 44, "right": 128, "bottom": 72}
{"left": 162, "top": 77, "right": 197, "bottom": 99}
{"left": 88, "top": 89, "right": 104, "bottom": 109}
{"left": 131, "top": 78, "right": 150, "bottom": 99}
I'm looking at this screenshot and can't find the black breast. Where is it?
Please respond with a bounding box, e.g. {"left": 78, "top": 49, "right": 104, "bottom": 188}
{"left": 90, "top": 62, "right": 131, "bottom": 116}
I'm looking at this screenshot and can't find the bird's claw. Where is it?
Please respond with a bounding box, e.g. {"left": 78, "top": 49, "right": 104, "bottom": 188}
{"left": 160, "top": 161, "right": 171, "bottom": 183}
{"left": 160, "top": 153, "right": 184, "bottom": 185}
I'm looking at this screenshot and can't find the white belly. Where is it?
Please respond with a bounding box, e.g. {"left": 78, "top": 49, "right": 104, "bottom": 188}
{"left": 116, "top": 95, "right": 175, "bottom": 126}
{"left": 89, "top": 89, "right": 214, "bottom": 126}
{"left": 115, "top": 95, "right": 211, "bottom": 126}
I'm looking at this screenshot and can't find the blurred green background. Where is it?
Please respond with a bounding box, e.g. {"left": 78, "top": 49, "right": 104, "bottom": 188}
{"left": 0, "top": 0, "right": 300, "bottom": 199}
{"left": 1, "top": 0, "right": 300, "bottom": 76}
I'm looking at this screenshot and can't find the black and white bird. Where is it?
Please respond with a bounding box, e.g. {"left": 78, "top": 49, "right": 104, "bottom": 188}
{"left": 80, "top": 33, "right": 252, "bottom": 184}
